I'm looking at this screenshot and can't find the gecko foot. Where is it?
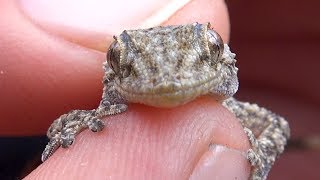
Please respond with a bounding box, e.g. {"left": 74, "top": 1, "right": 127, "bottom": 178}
{"left": 42, "top": 109, "right": 101, "bottom": 162}
{"left": 41, "top": 138, "right": 61, "bottom": 162}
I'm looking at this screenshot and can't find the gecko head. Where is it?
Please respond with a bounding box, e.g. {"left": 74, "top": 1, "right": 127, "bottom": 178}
{"left": 106, "top": 23, "right": 236, "bottom": 107}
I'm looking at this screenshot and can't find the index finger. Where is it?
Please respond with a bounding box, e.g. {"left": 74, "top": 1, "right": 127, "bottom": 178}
{"left": 0, "top": 0, "right": 230, "bottom": 135}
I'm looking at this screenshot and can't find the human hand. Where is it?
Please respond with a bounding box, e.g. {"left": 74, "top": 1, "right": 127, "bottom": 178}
{"left": 0, "top": 0, "right": 251, "bottom": 179}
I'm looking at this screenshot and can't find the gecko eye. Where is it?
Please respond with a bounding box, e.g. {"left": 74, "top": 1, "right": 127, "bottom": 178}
{"left": 107, "top": 41, "right": 121, "bottom": 75}
{"left": 207, "top": 29, "right": 224, "bottom": 60}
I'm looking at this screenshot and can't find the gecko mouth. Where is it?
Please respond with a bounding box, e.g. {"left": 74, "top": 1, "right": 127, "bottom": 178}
{"left": 114, "top": 77, "right": 219, "bottom": 108}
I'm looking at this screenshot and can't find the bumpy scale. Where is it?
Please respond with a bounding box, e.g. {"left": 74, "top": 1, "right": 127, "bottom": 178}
{"left": 41, "top": 23, "right": 290, "bottom": 180}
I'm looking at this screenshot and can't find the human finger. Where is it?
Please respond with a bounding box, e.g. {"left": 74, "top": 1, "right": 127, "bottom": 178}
{"left": 0, "top": 0, "right": 229, "bottom": 135}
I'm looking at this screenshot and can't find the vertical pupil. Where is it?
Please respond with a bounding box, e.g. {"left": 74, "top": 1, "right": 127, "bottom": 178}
{"left": 107, "top": 41, "right": 120, "bottom": 74}
{"left": 207, "top": 30, "right": 224, "bottom": 60}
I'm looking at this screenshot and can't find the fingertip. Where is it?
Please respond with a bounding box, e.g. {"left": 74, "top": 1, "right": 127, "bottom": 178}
{"left": 18, "top": 0, "right": 230, "bottom": 52}
{"left": 26, "top": 98, "right": 250, "bottom": 179}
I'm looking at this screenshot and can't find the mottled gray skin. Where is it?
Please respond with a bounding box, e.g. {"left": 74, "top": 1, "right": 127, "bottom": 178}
{"left": 223, "top": 98, "right": 290, "bottom": 179}
{"left": 42, "top": 23, "right": 290, "bottom": 180}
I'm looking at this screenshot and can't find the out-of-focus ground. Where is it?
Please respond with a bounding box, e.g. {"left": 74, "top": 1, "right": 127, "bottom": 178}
{"left": 228, "top": 1, "right": 320, "bottom": 179}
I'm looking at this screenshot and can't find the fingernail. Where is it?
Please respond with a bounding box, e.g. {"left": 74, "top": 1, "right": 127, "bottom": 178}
{"left": 17, "top": 0, "right": 190, "bottom": 51}
{"left": 189, "top": 144, "right": 251, "bottom": 180}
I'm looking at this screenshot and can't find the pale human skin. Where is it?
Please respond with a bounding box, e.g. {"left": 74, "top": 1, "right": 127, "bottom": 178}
{"left": 0, "top": 0, "right": 279, "bottom": 179}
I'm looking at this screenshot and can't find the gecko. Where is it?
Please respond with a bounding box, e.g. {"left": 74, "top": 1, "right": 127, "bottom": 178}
{"left": 41, "top": 23, "right": 290, "bottom": 180}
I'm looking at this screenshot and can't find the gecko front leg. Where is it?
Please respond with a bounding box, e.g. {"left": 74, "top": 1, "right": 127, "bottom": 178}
{"left": 41, "top": 109, "right": 103, "bottom": 162}
{"left": 95, "top": 61, "right": 128, "bottom": 118}
{"left": 42, "top": 61, "right": 127, "bottom": 162}
{"left": 223, "top": 97, "right": 290, "bottom": 180}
